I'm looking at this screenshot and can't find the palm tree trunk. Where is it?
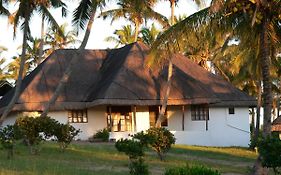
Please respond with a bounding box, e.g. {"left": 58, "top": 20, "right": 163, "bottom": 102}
{"left": 170, "top": 0, "right": 175, "bottom": 25}
{"left": 253, "top": 81, "right": 261, "bottom": 147}
{"left": 260, "top": 16, "right": 272, "bottom": 137}
{"left": 252, "top": 13, "right": 272, "bottom": 175}
{"left": 40, "top": 9, "right": 97, "bottom": 118}
{"left": 0, "top": 9, "right": 30, "bottom": 126}
{"left": 156, "top": 60, "right": 173, "bottom": 127}
{"left": 39, "top": 15, "right": 45, "bottom": 65}
{"left": 155, "top": 0, "right": 176, "bottom": 127}
{"left": 134, "top": 20, "right": 140, "bottom": 42}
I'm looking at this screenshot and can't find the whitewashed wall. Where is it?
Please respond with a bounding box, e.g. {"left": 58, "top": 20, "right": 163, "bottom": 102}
{"left": 49, "top": 106, "right": 108, "bottom": 140}
{"left": 2, "top": 105, "right": 250, "bottom": 147}
{"left": 168, "top": 106, "right": 250, "bottom": 147}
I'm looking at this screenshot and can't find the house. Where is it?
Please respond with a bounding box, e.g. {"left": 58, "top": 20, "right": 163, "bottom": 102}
{"left": 0, "top": 80, "right": 12, "bottom": 99}
{"left": 0, "top": 42, "right": 256, "bottom": 147}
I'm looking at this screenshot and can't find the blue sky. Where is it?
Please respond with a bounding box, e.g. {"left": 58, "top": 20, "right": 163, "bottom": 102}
{"left": 0, "top": 0, "right": 203, "bottom": 63}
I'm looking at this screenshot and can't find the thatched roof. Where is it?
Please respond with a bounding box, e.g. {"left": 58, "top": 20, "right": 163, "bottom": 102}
{"left": 272, "top": 116, "right": 281, "bottom": 132}
{"left": 0, "top": 42, "right": 256, "bottom": 112}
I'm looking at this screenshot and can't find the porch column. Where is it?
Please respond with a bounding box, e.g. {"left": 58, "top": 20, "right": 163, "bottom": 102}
{"left": 109, "top": 105, "right": 112, "bottom": 132}
{"left": 182, "top": 105, "right": 185, "bottom": 131}
{"left": 133, "top": 105, "right": 137, "bottom": 132}
{"left": 205, "top": 111, "right": 208, "bottom": 131}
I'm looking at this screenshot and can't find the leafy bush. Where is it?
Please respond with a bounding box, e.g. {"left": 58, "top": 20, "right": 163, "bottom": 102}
{"left": 0, "top": 125, "right": 21, "bottom": 159}
{"left": 92, "top": 128, "right": 109, "bottom": 142}
{"left": 15, "top": 116, "right": 80, "bottom": 153}
{"left": 15, "top": 116, "right": 44, "bottom": 154}
{"left": 146, "top": 127, "right": 176, "bottom": 160}
{"left": 258, "top": 136, "right": 281, "bottom": 174}
{"left": 164, "top": 164, "right": 221, "bottom": 175}
{"left": 53, "top": 123, "right": 80, "bottom": 151}
{"left": 115, "top": 139, "right": 149, "bottom": 175}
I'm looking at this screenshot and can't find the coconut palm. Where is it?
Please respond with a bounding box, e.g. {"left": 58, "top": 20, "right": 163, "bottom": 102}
{"left": 100, "top": 0, "right": 169, "bottom": 42}
{"left": 0, "top": 0, "right": 67, "bottom": 125}
{"left": 40, "top": 0, "right": 109, "bottom": 117}
{"left": 140, "top": 23, "right": 160, "bottom": 46}
{"left": 105, "top": 25, "right": 136, "bottom": 47}
{"left": 45, "top": 23, "right": 80, "bottom": 55}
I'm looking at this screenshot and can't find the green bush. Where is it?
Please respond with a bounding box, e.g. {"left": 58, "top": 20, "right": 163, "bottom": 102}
{"left": 146, "top": 127, "right": 176, "bottom": 161}
{"left": 258, "top": 136, "right": 281, "bottom": 174}
{"left": 164, "top": 164, "right": 221, "bottom": 175}
{"left": 92, "top": 128, "right": 109, "bottom": 142}
{"left": 53, "top": 123, "right": 80, "bottom": 151}
{"left": 15, "top": 116, "right": 44, "bottom": 154}
{"left": 15, "top": 116, "right": 80, "bottom": 153}
{"left": 115, "top": 139, "right": 149, "bottom": 175}
{"left": 0, "top": 125, "right": 21, "bottom": 159}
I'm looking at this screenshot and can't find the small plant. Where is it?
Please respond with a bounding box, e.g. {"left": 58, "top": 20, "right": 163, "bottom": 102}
{"left": 115, "top": 138, "right": 149, "bottom": 175}
{"left": 53, "top": 123, "right": 80, "bottom": 151}
{"left": 164, "top": 164, "right": 221, "bottom": 175}
{"left": 0, "top": 125, "right": 21, "bottom": 159}
{"left": 258, "top": 136, "right": 281, "bottom": 174}
{"left": 146, "top": 127, "right": 176, "bottom": 161}
{"left": 92, "top": 128, "right": 109, "bottom": 142}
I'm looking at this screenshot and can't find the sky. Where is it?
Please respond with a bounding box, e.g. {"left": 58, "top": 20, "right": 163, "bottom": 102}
{"left": 0, "top": 0, "right": 203, "bottom": 63}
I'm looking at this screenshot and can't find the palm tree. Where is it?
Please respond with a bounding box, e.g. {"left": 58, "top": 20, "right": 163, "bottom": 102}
{"left": 0, "top": 0, "right": 67, "bottom": 125}
{"left": 140, "top": 23, "right": 160, "bottom": 46}
{"left": 45, "top": 23, "right": 80, "bottom": 55}
{"left": 105, "top": 25, "right": 136, "bottom": 47}
{"left": 40, "top": 0, "right": 108, "bottom": 117}
{"left": 153, "top": 0, "right": 205, "bottom": 127}
{"left": 100, "top": 0, "right": 169, "bottom": 42}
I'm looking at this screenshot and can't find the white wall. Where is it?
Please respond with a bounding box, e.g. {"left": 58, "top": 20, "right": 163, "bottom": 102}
{"left": 135, "top": 106, "right": 150, "bottom": 132}
{"left": 168, "top": 106, "right": 250, "bottom": 147}
{"left": 50, "top": 106, "right": 108, "bottom": 140}
{"left": 2, "top": 106, "right": 250, "bottom": 147}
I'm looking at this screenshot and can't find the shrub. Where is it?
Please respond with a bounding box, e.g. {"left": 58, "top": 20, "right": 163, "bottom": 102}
{"left": 15, "top": 116, "right": 43, "bottom": 154}
{"left": 92, "top": 128, "right": 109, "bottom": 142}
{"left": 146, "top": 127, "right": 176, "bottom": 161}
{"left": 164, "top": 164, "right": 221, "bottom": 175}
{"left": 115, "top": 139, "right": 149, "bottom": 175}
{"left": 0, "top": 125, "right": 21, "bottom": 159}
{"left": 258, "top": 136, "right": 281, "bottom": 174}
{"left": 53, "top": 123, "right": 80, "bottom": 151}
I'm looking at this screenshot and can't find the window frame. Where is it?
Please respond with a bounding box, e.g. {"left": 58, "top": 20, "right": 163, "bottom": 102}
{"left": 107, "top": 106, "right": 133, "bottom": 132}
{"left": 68, "top": 109, "right": 88, "bottom": 123}
{"left": 191, "top": 105, "right": 209, "bottom": 121}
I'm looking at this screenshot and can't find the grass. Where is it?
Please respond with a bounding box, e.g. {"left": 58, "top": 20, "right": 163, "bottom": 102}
{"left": 0, "top": 142, "right": 258, "bottom": 175}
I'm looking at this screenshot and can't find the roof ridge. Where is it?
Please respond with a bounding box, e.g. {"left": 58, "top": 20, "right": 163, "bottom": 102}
{"left": 84, "top": 43, "right": 135, "bottom": 101}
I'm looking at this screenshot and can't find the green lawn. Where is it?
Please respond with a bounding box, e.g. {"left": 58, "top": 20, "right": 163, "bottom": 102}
{"left": 0, "top": 142, "right": 257, "bottom": 175}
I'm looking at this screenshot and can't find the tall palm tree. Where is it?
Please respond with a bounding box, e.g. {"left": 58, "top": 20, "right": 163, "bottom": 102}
{"left": 40, "top": 0, "right": 108, "bottom": 117}
{"left": 105, "top": 25, "right": 136, "bottom": 47}
{"left": 0, "top": 0, "right": 67, "bottom": 126}
{"left": 153, "top": 0, "right": 205, "bottom": 127}
{"left": 100, "top": 0, "right": 169, "bottom": 42}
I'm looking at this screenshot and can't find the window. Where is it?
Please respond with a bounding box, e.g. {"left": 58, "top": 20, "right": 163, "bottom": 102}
{"left": 68, "top": 110, "right": 88, "bottom": 123}
{"left": 229, "top": 107, "right": 235, "bottom": 114}
{"left": 191, "top": 105, "right": 209, "bottom": 121}
{"left": 107, "top": 106, "right": 132, "bottom": 132}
